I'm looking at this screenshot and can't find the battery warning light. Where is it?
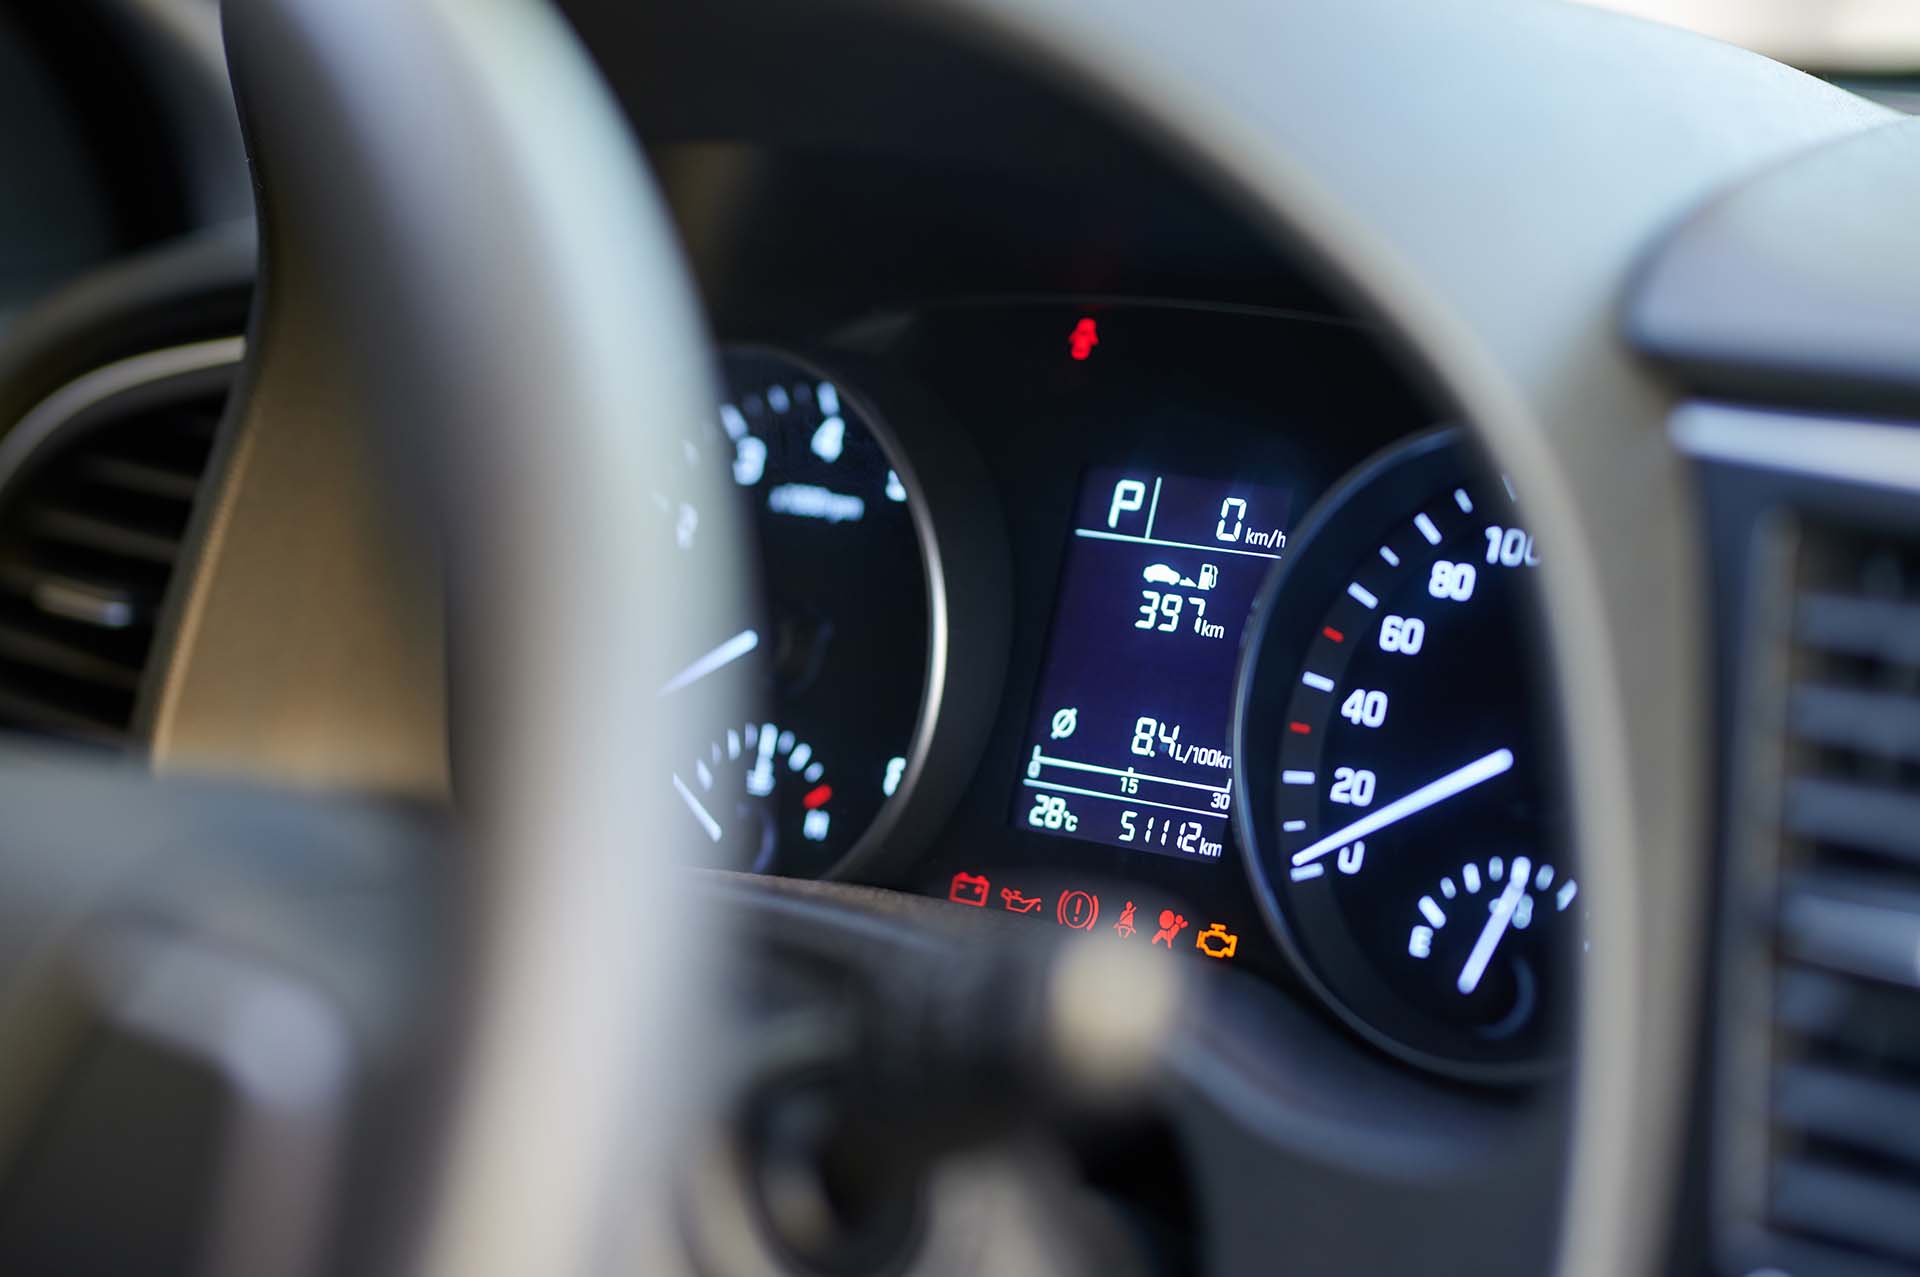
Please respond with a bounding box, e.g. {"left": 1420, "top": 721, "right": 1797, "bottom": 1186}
{"left": 1068, "top": 317, "right": 1100, "bottom": 362}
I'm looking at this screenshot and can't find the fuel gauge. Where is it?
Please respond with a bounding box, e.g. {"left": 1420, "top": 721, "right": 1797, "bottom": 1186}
{"left": 673, "top": 719, "right": 853, "bottom": 875}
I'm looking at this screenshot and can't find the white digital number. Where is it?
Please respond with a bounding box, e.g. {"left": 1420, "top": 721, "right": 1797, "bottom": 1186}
{"left": 1483, "top": 524, "right": 1540, "bottom": 567}
{"left": 1378, "top": 615, "right": 1426, "bottom": 654}
{"left": 1136, "top": 590, "right": 1184, "bottom": 632}
{"left": 1120, "top": 810, "right": 1138, "bottom": 841}
{"left": 1339, "top": 688, "right": 1388, "bottom": 728}
{"left": 1216, "top": 497, "right": 1247, "bottom": 543}
{"left": 1027, "top": 794, "right": 1077, "bottom": 831}
{"left": 1178, "top": 821, "right": 1202, "bottom": 854}
{"left": 1428, "top": 560, "right": 1477, "bottom": 601}
{"left": 1131, "top": 716, "right": 1156, "bottom": 756}
{"left": 1329, "top": 767, "right": 1376, "bottom": 807}
{"left": 1130, "top": 716, "right": 1181, "bottom": 758}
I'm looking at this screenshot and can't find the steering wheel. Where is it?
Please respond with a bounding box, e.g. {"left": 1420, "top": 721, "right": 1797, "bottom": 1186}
{"left": 6, "top": 0, "right": 1875, "bottom": 1274}
{"left": 0, "top": 0, "right": 740, "bottom": 1272}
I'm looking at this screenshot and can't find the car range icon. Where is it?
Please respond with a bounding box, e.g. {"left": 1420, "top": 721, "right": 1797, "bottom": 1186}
{"left": 1143, "top": 562, "right": 1196, "bottom": 588}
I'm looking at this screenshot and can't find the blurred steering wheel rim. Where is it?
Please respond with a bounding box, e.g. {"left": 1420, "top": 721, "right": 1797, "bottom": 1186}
{"left": 213, "top": 0, "right": 750, "bottom": 1271}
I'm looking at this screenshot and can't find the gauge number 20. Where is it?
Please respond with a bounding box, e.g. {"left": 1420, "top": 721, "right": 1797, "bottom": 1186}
{"left": 1330, "top": 766, "right": 1376, "bottom": 806}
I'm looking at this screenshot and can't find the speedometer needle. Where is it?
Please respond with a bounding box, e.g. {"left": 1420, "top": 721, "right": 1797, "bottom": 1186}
{"left": 1290, "top": 748, "right": 1513, "bottom": 867}
{"left": 1458, "top": 856, "right": 1532, "bottom": 995}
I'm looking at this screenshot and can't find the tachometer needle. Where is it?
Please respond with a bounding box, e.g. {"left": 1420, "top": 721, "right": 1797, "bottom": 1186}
{"left": 672, "top": 773, "right": 724, "bottom": 842}
{"left": 1290, "top": 748, "right": 1513, "bottom": 867}
{"left": 658, "top": 628, "right": 759, "bottom": 697}
{"left": 1458, "top": 856, "right": 1532, "bottom": 995}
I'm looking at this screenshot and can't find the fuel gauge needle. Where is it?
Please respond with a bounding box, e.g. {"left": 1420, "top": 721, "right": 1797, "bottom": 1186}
{"left": 1458, "top": 856, "right": 1531, "bottom": 995}
{"left": 672, "top": 773, "right": 724, "bottom": 843}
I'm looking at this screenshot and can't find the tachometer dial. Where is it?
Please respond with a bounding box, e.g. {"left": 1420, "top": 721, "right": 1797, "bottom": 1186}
{"left": 664, "top": 349, "right": 932, "bottom": 879}
{"left": 1234, "top": 431, "right": 1571, "bottom": 1080}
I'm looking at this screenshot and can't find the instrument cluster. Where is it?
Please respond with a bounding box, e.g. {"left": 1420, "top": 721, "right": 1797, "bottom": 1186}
{"left": 667, "top": 301, "right": 1573, "bottom": 1082}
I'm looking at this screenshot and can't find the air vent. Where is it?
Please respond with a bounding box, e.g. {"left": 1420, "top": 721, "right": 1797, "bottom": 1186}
{"left": 1740, "top": 522, "right": 1920, "bottom": 1274}
{"left": 0, "top": 342, "right": 238, "bottom": 747}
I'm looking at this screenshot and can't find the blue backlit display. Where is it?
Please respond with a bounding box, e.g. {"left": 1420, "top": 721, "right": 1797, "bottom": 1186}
{"left": 1013, "top": 467, "right": 1292, "bottom": 861}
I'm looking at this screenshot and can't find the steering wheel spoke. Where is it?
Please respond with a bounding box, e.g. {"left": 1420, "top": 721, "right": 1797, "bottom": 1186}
{"left": 0, "top": 749, "right": 443, "bottom": 1276}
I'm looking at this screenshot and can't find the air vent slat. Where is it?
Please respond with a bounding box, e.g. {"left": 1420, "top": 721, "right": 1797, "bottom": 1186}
{"left": 1780, "top": 890, "right": 1920, "bottom": 988}
{"left": 7, "top": 576, "right": 142, "bottom": 630}
{"left": 1796, "top": 592, "right": 1920, "bottom": 664}
{"left": 1777, "top": 1063, "right": 1920, "bottom": 1167}
{"left": 1772, "top": 1160, "right": 1920, "bottom": 1265}
{"left": 0, "top": 349, "right": 231, "bottom": 746}
{"left": 69, "top": 455, "right": 204, "bottom": 503}
{"left": 0, "top": 683, "right": 127, "bottom": 744}
{"left": 1785, "top": 777, "right": 1920, "bottom": 868}
{"left": 1776, "top": 966, "right": 1920, "bottom": 1073}
{"left": 1792, "top": 686, "right": 1920, "bottom": 765}
{"left": 0, "top": 621, "right": 141, "bottom": 691}
{"left": 22, "top": 508, "right": 181, "bottom": 566}
{"left": 1738, "top": 1235, "right": 1920, "bottom": 1277}
{"left": 1723, "top": 516, "right": 1920, "bottom": 1277}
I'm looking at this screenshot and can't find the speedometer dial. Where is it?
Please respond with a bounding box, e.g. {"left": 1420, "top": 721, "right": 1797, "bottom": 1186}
{"left": 1234, "top": 431, "right": 1571, "bottom": 1080}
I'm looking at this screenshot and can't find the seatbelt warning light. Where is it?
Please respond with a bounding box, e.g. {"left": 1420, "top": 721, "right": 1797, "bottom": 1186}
{"left": 1068, "top": 317, "right": 1099, "bottom": 361}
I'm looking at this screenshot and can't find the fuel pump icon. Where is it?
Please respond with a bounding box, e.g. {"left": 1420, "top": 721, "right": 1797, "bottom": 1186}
{"left": 1198, "top": 564, "right": 1218, "bottom": 591}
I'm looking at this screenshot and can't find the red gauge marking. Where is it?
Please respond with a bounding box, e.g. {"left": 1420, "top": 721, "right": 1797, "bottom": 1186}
{"left": 1322, "top": 625, "right": 1345, "bottom": 642}
{"left": 802, "top": 784, "right": 833, "bottom": 810}
{"left": 1289, "top": 721, "right": 1312, "bottom": 735}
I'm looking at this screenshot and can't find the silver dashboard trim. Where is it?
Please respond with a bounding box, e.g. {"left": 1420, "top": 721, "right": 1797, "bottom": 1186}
{"left": 1671, "top": 400, "right": 1920, "bottom": 493}
{"left": 0, "top": 337, "right": 246, "bottom": 500}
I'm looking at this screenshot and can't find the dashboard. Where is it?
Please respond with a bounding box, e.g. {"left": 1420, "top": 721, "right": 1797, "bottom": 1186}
{"left": 679, "top": 300, "right": 1569, "bottom": 1083}
{"left": 11, "top": 3, "right": 1920, "bottom": 1275}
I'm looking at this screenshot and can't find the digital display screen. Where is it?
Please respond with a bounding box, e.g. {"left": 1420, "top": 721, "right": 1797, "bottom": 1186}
{"left": 1014, "top": 468, "right": 1292, "bottom": 861}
